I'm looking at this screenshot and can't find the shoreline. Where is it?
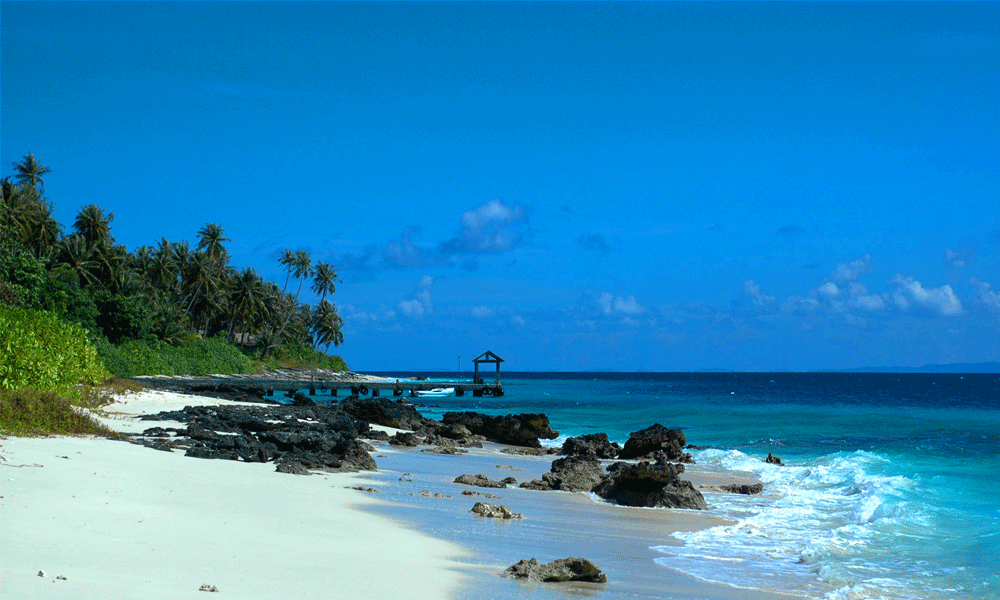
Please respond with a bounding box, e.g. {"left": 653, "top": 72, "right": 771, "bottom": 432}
{"left": 0, "top": 390, "right": 468, "bottom": 600}
{"left": 1, "top": 388, "right": 807, "bottom": 600}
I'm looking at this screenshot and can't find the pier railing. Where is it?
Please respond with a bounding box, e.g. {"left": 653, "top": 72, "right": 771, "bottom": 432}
{"left": 131, "top": 371, "right": 504, "bottom": 398}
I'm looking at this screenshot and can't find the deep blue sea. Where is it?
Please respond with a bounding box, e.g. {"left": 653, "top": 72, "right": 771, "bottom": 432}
{"left": 367, "top": 371, "right": 1000, "bottom": 600}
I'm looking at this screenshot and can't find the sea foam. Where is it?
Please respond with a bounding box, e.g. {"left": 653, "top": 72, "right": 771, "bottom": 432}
{"left": 653, "top": 448, "right": 965, "bottom": 599}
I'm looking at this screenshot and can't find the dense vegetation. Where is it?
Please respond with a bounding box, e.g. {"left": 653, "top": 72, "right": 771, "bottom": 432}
{"left": 0, "top": 303, "right": 119, "bottom": 436}
{"left": 0, "top": 304, "right": 109, "bottom": 393}
{"left": 0, "top": 153, "right": 348, "bottom": 435}
{"left": 1, "top": 153, "right": 347, "bottom": 371}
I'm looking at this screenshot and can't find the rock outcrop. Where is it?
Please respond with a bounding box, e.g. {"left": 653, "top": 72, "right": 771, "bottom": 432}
{"left": 519, "top": 455, "right": 604, "bottom": 492}
{"left": 765, "top": 453, "right": 783, "bottom": 465}
{"left": 618, "top": 423, "right": 692, "bottom": 463}
{"left": 441, "top": 412, "right": 558, "bottom": 448}
{"left": 503, "top": 558, "right": 607, "bottom": 583}
{"left": 453, "top": 474, "right": 515, "bottom": 488}
{"left": 339, "top": 397, "right": 436, "bottom": 432}
{"left": 470, "top": 502, "right": 523, "bottom": 519}
{"left": 592, "top": 460, "right": 706, "bottom": 509}
{"left": 135, "top": 403, "right": 377, "bottom": 472}
{"left": 560, "top": 433, "right": 620, "bottom": 459}
{"left": 717, "top": 483, "right": 763, "bottom": 495}
{"left": 387, "top": 432, "right": 421, "bottom": 447}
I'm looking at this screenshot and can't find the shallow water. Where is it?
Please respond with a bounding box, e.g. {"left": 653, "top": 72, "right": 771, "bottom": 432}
{"left": 354, "top": 371, "right": 999, "bottom": 600}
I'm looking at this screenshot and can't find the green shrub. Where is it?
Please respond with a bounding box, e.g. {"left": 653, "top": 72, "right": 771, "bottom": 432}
{"left": 93, "top": 290, "right": 152, "bottom": 343}
{"left": 0, "top": 388, "right": 120, "bottom": 437}
{"left": 0, "top": 304, "right": 109, "bottom": 394}
{"left": 258, "top": 345, "right": 349, "bottom": 371}
{"left": 95, "top": 335, "right": 253, "bottom": 377}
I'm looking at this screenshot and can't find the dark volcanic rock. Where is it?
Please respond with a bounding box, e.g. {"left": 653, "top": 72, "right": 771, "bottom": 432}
{"left": 500, "top": 446, "right": 559, "bottom": 456}
{"left": 503, "top": 558, "right": 607, "bottom": 583}
{"left": 339, "top": 397, "right": 436, "bottom": 432}
{"left": 618, "top": 424, "right": 692, "bottom": 463}
{"left": 470, "top": 502, "right": 523, "bottom": 519}
{"left": 437, "top": 423, "right": 473, "bottom": 439}
{"left": 363, "top": 429, "right": 391, "bottom": 442}
{"left": 276, "top": 461, "right": 311, "bottom": 475}
{"left": 592, "top": 460, "right": 706, "bottom": 510}
{"left": 134, "top": 403, "right": 377, "bottom": 472}
{"left": 421, "top": 444, "right": 468, "bottom": 455}
{"left": 453, "top": 474, "right": 510, "bottom": 488}
{"left": 182, "top": 383, "right": 278, "bottom": 404}
{"left": 715, "top": 483, "right": 764, "bottom": 495}
{"left": 441, "top": 412, "right": 558, "bottom": 448}
{"left": 560, "top": 433, "right": 620, "bottom": 459}
{"left": 765, "top": 453, "right": 784, "bottom": 465}
{"left": 520, "top": 455, "right": 604, "bottom": 492}
{"left": 388, "top": 432, "right": 421, "bottom": 447}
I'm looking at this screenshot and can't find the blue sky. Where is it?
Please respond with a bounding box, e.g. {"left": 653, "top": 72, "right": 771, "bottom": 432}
{"left": 2, "top": 2, "right": 998, "bottom": 371}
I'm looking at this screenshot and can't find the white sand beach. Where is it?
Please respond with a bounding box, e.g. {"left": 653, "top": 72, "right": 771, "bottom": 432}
{"left": 0, "top": 390, "right": 467, "bottom": 600}
{"left": 2, "top": 389, "right": 807, "bottom": 600}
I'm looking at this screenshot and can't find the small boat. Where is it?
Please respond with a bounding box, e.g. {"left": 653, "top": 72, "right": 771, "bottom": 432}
{"left": 416, "top": 387, "right": 454, "bottom": 397}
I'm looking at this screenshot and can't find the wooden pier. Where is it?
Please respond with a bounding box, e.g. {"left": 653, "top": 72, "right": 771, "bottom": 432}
{"left": 131, "top": 371, "right": 504, "bottom": 398}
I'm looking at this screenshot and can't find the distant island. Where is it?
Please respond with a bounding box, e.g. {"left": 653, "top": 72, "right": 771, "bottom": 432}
{"left": 834, "top": 362, "right": 1000, "bottom": 374}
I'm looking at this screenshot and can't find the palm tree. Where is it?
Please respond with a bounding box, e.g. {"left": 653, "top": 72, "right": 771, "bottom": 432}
{"left": 148, "top": 238, "right": 178, "bottom": 291}
{"left": 227, "top": 267, "right": 269, "bottom": 342}
{"left": 73, "top": 204, "right": 114, "bottom": 250}
{"left": 311, "top": 261, "right": 339, "bottom": 302}
{"left": 311, "top": 299, "right": 344, "bottom": 349}
{"left": 53, "top": 234, "right": 99, "bottom": 287}
{"left": 196, "top": 223, "right": 230, "bottom": 263}
{"left": 278, "top": 248, "right": 295, "bottom": 292}
{"left": 292, "top": 250, "right": 312, "bottom": 298}
{"left": 12, "top": 153, "right": 52, "bottom": 194}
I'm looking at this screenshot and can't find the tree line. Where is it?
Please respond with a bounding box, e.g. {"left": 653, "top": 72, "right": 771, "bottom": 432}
{"left": 0, "top": 153, "right": 344, "bottom": 362}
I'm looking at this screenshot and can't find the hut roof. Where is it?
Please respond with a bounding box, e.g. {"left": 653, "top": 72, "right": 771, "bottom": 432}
{"left": 471, "top": 350, "right": 504, "bottom": 363}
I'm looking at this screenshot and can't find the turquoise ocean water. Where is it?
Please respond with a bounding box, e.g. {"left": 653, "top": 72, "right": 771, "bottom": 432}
{"left": 366, "top": 371, "right": 1000, "bottom": 600}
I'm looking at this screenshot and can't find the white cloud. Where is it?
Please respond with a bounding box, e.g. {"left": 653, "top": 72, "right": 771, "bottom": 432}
{"left": 830, "top": 254, "right": 873, "bottom": 283}
{"left": 817, "top": 282, "right": 839, "bottom": 299}
{"left": 510, "top": 316, "right": 526, "bottom": 326}
{"left": 440, "top": 199, "right": 529, "bottom": 254}
{"left": 971, "top": 278, "right": 1000, "bottom": 313}
{"left": 397, "top": 276, "right": 434, "bottom": 318}
{"left": 470, "top": 305, "right": 495, "bottom": 318}
{"left": 889, "top": 275, "right": 962, "bottom": 316}
{"left": 944, "top": 246, "right": 976, "bottom": 273}
{"left": 382, "top": 227, "right": 442, "bottom": 269}
{"left": 597, "top": 292, "right": 645, "bottom": 316}
{"left": 743, "top": 280, "right": 776, "bottom": 310}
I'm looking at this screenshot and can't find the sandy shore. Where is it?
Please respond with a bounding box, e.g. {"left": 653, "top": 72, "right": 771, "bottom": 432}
{"left": 0, "top": 390, "right": 467, "bottom": 599}
{"left": 1, "top": 389, "right": 807, "bottom": 600}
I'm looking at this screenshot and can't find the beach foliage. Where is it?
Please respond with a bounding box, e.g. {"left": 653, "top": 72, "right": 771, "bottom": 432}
{"left": 94, "top": 335, "right": 253, "bottom": 377}
{"left": 0, "top": 304, "right": 109, "bottom": 394}
{"left": 1, "top": 154, "right": 349, "bottom": 375}
{"left": 0, "top": 388, "right": 121, "bottom": 437}
{"left": 254, "top": 344, "right": 349, "bottom": 372}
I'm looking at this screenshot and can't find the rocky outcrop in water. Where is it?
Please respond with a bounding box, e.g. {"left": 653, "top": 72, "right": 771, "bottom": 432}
{"left": 470, "top": 502, "right": 523, "bottom": 519}
{"left": 388, "top": 432, "right": 421, "bottom": 447}
{"left": 592, "top": 459, "right": 706, "bottom": 509}
{"left": 135, "top": 403, "right": 377, "bottom": 472}
{"left": 503, "top": 558, "right": 607, "bottom": 583}
{"left": 339, "top": 397, "right": 436, "bottom": 432}
{"left": 560, "top": 433, "right": 620, "bottom": 459}
{"left": 704, "top": 483, "right": 763, "bottom": 495}
{"left": 519, "top": 451, "right": 707, "bottom": 510}
{"left": 453, "top": 474, "right": 516, "bottom": 488}
{"left": 441, "top": 412, "right": 559, "bottom": 448}
{"left": 519, "top": 455, "right": 604, "bottom": 492}
{"left": 766, "top": 453, "right": 783, "bottom": 465}
{"left": 618, "top": 423, "right": 692, "bottom": 463}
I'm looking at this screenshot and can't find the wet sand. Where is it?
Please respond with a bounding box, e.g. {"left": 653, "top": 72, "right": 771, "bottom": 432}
{"left": 363, "top": 439, "right": 808, "bottom": 600}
